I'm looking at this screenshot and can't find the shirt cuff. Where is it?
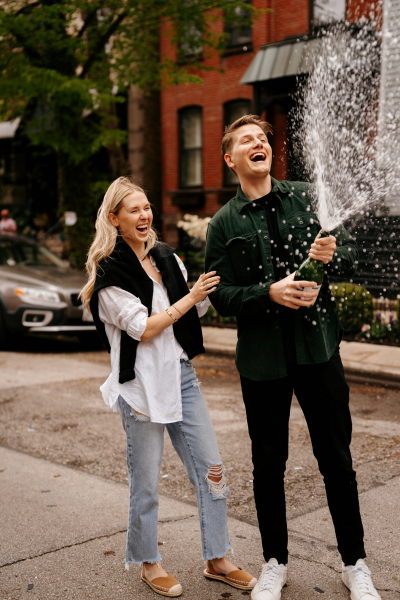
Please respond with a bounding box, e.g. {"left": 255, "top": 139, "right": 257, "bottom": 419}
{"left": 195, "top": 295, "right": 211, "bottom": 318}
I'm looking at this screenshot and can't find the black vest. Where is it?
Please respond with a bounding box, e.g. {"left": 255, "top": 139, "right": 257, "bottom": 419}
{"left": 90, "top": 238, "right": 205, "bottom": 383}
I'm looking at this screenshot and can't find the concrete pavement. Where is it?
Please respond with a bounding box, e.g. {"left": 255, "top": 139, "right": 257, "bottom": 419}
{"left": 0, "top": 445, "right": 398, "bottom": 600}
{"left": 202, "top": 327, "right": 400, "bottom": 386}
{"left": 1, "top": 335, "right": 400, "bottom": 599}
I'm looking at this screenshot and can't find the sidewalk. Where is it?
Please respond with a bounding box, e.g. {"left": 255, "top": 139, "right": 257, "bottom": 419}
{"left": 0, "top": 446, "right": 398, "bottom": 600}
{"left": 202, "top": 327, "right": 400, "bottom": 386}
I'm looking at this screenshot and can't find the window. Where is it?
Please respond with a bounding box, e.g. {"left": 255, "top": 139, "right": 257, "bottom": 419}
{"left": 178, "top": 1, "right": 203, "bottom": 58}
{"left": 223, "top": 100, "right": 251, "bottom": 186}
{"left": 179, "top": 107, "right": 203, "bottom": 188}
{"left": 225, "top": 0, "right": 252, "bottom": 48}
{"left": 312, "top": 0, "right": 346, "bottom": 27}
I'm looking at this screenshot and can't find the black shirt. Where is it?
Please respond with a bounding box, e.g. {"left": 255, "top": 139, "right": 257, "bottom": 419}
{"left": 254, "top": 191, "right": 296, "bottom": 364}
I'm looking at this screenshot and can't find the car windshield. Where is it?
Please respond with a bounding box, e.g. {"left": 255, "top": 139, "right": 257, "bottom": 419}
{"left": 0, "top": 238, "right": 67, "bottom": 268}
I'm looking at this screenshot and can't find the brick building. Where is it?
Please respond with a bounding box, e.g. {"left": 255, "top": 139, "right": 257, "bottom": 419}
{"left": 160, "top": 0, "right": 400, "bottom": 300}
{"left": 160, "top": 0, "right": 378, "bottom": 249}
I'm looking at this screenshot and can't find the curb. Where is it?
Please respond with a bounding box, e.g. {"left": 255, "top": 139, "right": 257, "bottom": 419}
{"left": 342, "top": 361, "right": 400, "bottom": 389}
{"left": 203, "top": 343, "right": 235, "bottom": 357}
{"left": 204, "top": 344, "right": 400, "bottom": 389}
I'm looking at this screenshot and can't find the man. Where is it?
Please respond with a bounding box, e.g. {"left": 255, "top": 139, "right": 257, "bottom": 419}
{"left": 205, "top": 115, "right": 380, "bottom": 600}
{"left": 0, "top": 209, "right": 17, "bottom": 234}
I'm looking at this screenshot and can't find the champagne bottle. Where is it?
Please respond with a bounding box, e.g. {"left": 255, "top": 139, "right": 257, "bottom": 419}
{"left": 294, "top": 230, "right": 329, "bottom": 301}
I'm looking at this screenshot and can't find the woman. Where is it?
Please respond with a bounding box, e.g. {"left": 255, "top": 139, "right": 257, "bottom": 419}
{"left": 80, "top": 177, "right": 256, "bottom": 597}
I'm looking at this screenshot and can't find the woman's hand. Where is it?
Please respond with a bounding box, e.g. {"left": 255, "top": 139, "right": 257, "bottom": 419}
{"left": 191, "top": 271, "right": 220, "bottom": 303}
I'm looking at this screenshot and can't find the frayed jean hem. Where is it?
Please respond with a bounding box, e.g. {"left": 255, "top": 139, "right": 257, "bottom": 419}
{"left": 124, "top": 555, "right": 162, "bottom": 571}
{"left": 202, "top": 542, "right": 233, "bottom": 562}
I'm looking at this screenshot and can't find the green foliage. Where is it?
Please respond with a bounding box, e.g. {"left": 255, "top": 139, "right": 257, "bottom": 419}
{"left": 0, "top": 0, "right": 264, "bottom": 265}
{"left": 0, "top": 1, "right": 264, "bottom": 131}
{"left": 329, "top": 282, "right": 373, "bottom": 334}
{"left": 200, "top": 304, "right": 236, "bottom": 326}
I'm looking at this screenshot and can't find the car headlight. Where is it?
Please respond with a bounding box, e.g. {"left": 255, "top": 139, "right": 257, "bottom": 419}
{"left": 14, "top": 287, "right": 61, "bottom": 304}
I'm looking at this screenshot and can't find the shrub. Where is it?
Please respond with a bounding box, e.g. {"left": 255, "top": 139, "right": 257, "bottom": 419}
{"left": 200, "top": 304, "right": 237, "bottom": 327}
{"left": 329, "top": 283, "right": 373, "bottom": 334}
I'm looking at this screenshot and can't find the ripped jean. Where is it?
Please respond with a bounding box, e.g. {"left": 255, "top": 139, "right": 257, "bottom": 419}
{"left": 118, "top": 359, "right": 231, "bottom": 567}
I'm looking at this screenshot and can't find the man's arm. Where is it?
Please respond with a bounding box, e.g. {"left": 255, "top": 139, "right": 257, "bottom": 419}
{"left": 205, "top": 222, "right": 318, "bottom": 317}
{"left": 205, "top": 222, "right": 274, "bottom": 318}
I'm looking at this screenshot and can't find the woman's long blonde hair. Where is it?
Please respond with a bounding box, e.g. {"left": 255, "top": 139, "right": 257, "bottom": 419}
{"left": 80, "top": 176, "right": 157, "bottom": 312}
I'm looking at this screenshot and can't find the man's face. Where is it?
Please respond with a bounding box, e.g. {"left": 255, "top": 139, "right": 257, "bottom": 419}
{"left": 224, "top": 124, "right": 272, "bottom": 181}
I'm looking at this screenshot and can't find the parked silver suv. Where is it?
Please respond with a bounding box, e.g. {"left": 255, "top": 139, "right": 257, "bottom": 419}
{"left": 0, "top": 234, "right": 95, "bottom": 344}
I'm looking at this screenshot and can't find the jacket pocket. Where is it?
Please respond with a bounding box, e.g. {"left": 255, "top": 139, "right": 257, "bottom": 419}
{"left": 226, "top": 232, "right": 261, "bottom": 281}
{"left": 287, "top": 215, "right": 319, "bottom": 266}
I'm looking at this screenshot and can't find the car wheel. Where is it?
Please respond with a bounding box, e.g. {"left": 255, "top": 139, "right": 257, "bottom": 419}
{"left": 77, "top": 331, "right": 103, "bottom": 350}
{"left": 0, "top": 308, "right": 8, "bottom": 348}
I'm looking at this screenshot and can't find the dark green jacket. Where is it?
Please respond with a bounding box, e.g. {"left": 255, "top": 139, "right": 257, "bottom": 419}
{"left": 205, "top": 178, "right": 358, "bottom": 381}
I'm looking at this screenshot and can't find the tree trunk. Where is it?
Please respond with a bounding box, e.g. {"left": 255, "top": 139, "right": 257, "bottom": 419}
{"left": 57, "top": 154, "right": 94, "bottom": 271}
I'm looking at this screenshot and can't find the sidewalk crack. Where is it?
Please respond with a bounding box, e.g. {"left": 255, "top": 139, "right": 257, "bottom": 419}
{"left": 0, "top": 514, "right": 196, "bottom": 570}
{"left": 0, "top": 528, "right": 127, "bottom": 569}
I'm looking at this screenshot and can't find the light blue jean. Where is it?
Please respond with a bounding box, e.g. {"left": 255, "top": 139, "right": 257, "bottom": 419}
{"left": 118, "top": 359, "right": 231, "bottom": 567}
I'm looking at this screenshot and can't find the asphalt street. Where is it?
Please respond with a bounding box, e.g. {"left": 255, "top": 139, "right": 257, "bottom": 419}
{"left": 0, "top": 334, "right": 399, "bottom": 599}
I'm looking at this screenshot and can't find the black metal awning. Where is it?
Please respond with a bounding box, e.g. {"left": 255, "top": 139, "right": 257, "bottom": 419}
{"left": 240, "top": 38, "right": 322, "bottom": 85}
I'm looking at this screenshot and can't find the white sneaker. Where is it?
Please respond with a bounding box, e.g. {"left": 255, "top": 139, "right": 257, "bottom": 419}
{"left": 251, "top": 558, "right": 287, "bottom": 600}
{"left": 342, "top": 559, "right": 381, "bottom": 600}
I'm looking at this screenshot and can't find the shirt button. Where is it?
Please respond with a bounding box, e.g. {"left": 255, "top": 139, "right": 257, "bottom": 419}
{"left": 261, "top": 216, "right": 265, "bottom": 220}
{"left": 264, "top": 235, "right": 268, "bottom": 239}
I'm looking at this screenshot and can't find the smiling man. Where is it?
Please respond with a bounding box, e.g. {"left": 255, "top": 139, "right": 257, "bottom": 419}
{"left": 205, "top": 115, "right": 381, "bottom": 600}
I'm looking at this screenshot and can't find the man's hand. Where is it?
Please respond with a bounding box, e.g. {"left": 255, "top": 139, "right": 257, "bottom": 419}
{"left": 309, "top": 232, "right": 336, "bottom": 264}
{"left": 270, "top": 273, "right": 319, "bottom": 310}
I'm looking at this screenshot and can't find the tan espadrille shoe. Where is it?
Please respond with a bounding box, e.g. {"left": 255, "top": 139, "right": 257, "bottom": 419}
{"left": 204, "top": 560, "right": 257, "bottom": 590}
{"left": 141, "top": 567, "right": 183, "bottom": 597}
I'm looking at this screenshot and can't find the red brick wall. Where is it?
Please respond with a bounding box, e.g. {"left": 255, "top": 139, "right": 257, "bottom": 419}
{"left": 160, "top": 0, "right": 373, "bottom": 244}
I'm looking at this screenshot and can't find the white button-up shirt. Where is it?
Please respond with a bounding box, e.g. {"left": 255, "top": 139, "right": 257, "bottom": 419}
{"left": 98, "top": 254, "right": 210, "bottom": 423}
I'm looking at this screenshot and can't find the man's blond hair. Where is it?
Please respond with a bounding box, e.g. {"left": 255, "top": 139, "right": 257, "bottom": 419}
{"left": 221, "top": 114, "right": 273, "bottom": 157}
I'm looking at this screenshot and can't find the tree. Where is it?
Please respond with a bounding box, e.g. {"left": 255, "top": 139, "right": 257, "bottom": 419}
{"left": 0, "top": 0, "right": 258, "bottom": 268}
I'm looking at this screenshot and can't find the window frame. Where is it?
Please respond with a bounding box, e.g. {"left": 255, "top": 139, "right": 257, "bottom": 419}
{"left": 177, "top": 4, "right": 204, "bottom": 61}
{"left": 179, "top": 106, "right": 203, "bottom": 189}
{"left": 310, "top": 0, "right": 347, "bottom": 31}
{"left": 224, "top": 0, "right": 252, "bottom": 52}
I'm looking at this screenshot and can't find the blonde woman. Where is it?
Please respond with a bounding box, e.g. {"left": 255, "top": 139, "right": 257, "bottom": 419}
{"left": 80, "top": 177, "right": 256, "bottom": 597}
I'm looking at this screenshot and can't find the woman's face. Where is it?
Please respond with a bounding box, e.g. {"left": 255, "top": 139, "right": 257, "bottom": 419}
{"left": 108, "top": 192, "right": 153, "bottom": 247}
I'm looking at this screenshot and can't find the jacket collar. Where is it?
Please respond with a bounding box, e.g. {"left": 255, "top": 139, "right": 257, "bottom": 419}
{"left": 235, "top": 177, "right": 285, "bottom": 213}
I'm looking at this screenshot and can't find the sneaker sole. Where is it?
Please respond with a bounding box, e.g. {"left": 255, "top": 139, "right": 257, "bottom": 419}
{"left": 204, "top": 570, "right": 256, "bottom": 590}
{"left": 141, "top": 576, "right": 183, "bottom": 597}
{"left": 251, "top": 582, "right": 287, "bottom": 600}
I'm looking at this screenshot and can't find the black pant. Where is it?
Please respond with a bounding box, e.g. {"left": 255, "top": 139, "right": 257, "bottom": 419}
{"left": 240, "top": 348, "right": 366, "bottom": 566}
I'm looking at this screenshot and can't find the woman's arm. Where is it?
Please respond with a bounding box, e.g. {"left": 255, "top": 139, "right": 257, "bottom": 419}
{"left": 141, "top": 271, "right": 219, "bottom": 342}
{"left": 174, "top": 254, "right": 211, "bottom": 318}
